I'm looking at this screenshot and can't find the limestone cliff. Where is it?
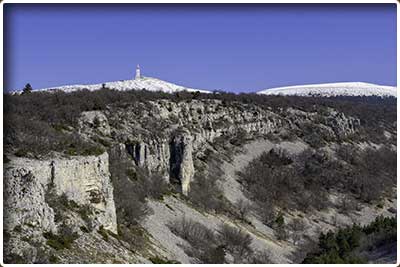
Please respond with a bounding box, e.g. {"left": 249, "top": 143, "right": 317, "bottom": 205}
{"left": 4, "top": 152, "right": 117, "bottom": 234}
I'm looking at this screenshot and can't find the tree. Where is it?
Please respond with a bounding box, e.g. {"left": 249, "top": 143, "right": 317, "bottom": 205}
{"left": 288, "top": 218, "right": 306, "bottom": 245}
{"left": 219, "top": 224, "right": 253, "bottom": 263}
{"left": 235, "top": 198, "right": 250, "bottom": 221}
{"left": 275, "top": 213, "right": 285, "bottom": 228}
{"left": 22, "top": 83, "right": 33, "bottom": 94}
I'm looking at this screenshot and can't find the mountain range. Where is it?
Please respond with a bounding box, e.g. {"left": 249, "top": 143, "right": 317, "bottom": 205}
{"left": 28, "top": 77, "right": 397, "bottom": 98}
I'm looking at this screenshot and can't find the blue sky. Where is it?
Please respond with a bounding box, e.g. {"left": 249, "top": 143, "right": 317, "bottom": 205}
{"left": 4, "top": 4, "right": 397, "bottom": 93}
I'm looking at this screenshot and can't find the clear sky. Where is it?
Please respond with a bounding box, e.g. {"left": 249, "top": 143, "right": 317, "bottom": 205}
{"left": 4, "top": 4, "right": 397, "bottom": 93}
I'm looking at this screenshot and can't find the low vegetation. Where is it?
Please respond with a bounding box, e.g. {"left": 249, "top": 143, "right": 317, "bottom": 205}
{"left": 167, "top": 217, "right": 272, "bottom": 263}
{"left": 43, "top": 224, "right": 79, "bottom": 250}
{"left": 109, "top": 151, "right": 169, "bottom": 227}
{"left": 237, "top": 145, "right": 396, "bottom": 223}
{"left": 189, "top": 151, "right": 227, "bottom": 213}
{"left": 149, "top": 256, "right": 180, "bottom": 264}
{"left": 303, "top": 216, "right": 396, "bottom": 263}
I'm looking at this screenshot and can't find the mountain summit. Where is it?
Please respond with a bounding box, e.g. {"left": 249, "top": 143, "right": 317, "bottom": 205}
{"left": 257, "top": 82, "right": 397, "bottom": 98}
{"left": 37, "top": 76, "right": 211, "bottom": 94}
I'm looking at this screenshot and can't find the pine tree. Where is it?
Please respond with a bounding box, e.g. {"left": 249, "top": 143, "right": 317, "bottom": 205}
{"left": 22, "top": 83, "right": 33, "bottom": 94}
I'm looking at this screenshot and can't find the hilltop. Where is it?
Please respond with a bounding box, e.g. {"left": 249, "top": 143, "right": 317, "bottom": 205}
{"left": 257, "top": 82, "right": 397, "bottom": 98}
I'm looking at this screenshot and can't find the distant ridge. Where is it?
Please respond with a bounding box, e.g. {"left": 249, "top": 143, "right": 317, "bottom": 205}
{"left": 13, "top": 79, "right": 396, "bottom": 98}
{"left": 257, "top": 82, "right": 397, "bottom": 98}
{"left": 31, "top": 76, "right": 211, "bottom": 94}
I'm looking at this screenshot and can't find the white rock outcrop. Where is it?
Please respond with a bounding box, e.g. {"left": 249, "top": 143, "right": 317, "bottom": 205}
{"left": 4, "top": 152, "right": 117, "bottom": 233}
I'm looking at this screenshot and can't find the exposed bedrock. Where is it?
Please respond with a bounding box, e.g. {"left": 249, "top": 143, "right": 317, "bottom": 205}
{"left": 4, "top": 153, "right": 117, "bottom": 234}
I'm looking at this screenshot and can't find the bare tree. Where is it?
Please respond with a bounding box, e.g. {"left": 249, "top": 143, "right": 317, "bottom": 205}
{"left": 218, "top": 224, "right": 253, "bottom": 263}
{"left": 235, "top": 198, "right": 251, "bottom": 221}
{"left": 249, "top": 249, "right": 273, "bottom": 264}
{"left": 288, "top": 218, "right": 307, "bottom": 245}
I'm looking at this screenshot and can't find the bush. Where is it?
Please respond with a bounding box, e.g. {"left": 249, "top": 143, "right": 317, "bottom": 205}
{"left": 188, "top": 173, "right": 226, "bottom": 213}
{"left": 238, "top": 144, "right": 395, "bottom": 219}
{"left": 49, "top": 255, "right": 59, "bottom": 264}
{"left": 199, "top": 245, "right": 226, "bottom": 264}
{"left": 249, "top": 250, "right": 273, "bottom": 263}
{"left": 235, "top": 198, "right": 251, "bottom": 221}
{"left": 168, "top": 217, "right": 265, "bottom": 263}
{"left": 287, "top": 218, "right": 307, "bottom": 245}
{"left": 149, "top": 256, "right": 179, "bottom": 264}
{"left": 43, "top": 225, "right": 79, "bottom": 250}
{"left": 303, "top": 216, "right": 396, "bottom": 264}
{"left": 98, "top": 225, "right": 109, "bottom": 242}
{"left": 108, "top": 152, "right": 150, "bottom": 226}
{"left": 218, "top": 224, "right": 253, "bottom": 262}
{"left": 167, "top": 217, "right": 221, "bottom": 263}
{"left": 168, "top": 217, "right": 216, "bottom": 248}
{"left": 45, "top": 188, "right": 94, "bottom": 228}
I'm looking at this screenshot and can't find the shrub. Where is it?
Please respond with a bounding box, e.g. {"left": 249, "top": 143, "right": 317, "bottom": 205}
{"left": 49, "top": 255, "right": 59, "bottom": 264}
{"left": 168, "top": 217, "right": 216, "bottom": 247}
{"left": 275, "top": 226, "right": 289, "bottom": 241}
{"left": 218, "top": 224, "right": 253, "bottom": 262}
{"left": 199, "top": 245, "right": 226, "bottom": 264}
{"left": 189, "top": 173, "right": 226, "bottom": 213}
{"left": 249, "top": 250, "right": 273, "bottom": 263}
{"left": 338, "top": 195, "right": 359, "bottom": 215}
{"left": 287, "top": 218, "right": 307, "bottom": 245}
{"left": 115, "top": 224, "right": 148, "bottom": 251}
{"left": 108, "top": 152, "right": 150, "bottom": 226}
{"left": 238, "top": 143, "right": 395, "bottom": 219}
{"left": 98, "top": 225, "right": 109, "bottom": 242}
{"left": 303, "top": 216, "right": 396, "bottom": 264}
{"left": 43, "top": 225, "right": 79, "bottom": 250}
{"left": 274, "top": 213, "right": 285, "bottom": 228}
{"left": 235, "top": 198, "right": 251, "bottom": 221}
{"left": 167, "top": 217, "right": 221, "bottom": 263}
{"left": 149, "top": 256, "right": 180, "bottom": 264}
{"left": 45, "top": 187, "right": 94, "bottom": 228}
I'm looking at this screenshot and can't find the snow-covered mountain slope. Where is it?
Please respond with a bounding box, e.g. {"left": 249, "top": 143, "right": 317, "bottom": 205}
{"left": 257, "top": 82, "right": 397, "bottom": 98}
{"left": 34, "top": 76, "right": 211, "bottom": 94}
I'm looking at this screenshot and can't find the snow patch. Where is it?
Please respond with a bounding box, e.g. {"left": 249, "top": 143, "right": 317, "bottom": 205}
{"left": 30, "top": 76, "right": 211, "bottom": 94}
{"left": 257, "top": 82, "right": 396, "bottom": 98}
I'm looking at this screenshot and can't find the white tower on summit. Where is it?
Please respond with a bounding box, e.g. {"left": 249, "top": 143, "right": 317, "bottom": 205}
{"left": 135, "top": 64, "right": 141, "bottom": 80}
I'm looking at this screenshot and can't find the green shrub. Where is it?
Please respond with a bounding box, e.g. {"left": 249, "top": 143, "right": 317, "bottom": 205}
{"left": 4, "top": 155, "right": 11, "bottom": 164}
{"left": 49, "top": 255, "right": 59, "bottom": 263}
{"left": 15, "top": 149, "right": 28, "bottom": 157}
{"left": 13, "top": 225, "right": 22, "bottom": 233}
{"left": 43, "top": 227, "right": 79, "bottom": 250}
{"left": 98, "top": 225, "right": 109, "bottom": 242}
{"left": 149, "top": 256, "right": 179, "bottom": 264}
{"left": 80, "top": 226, "right": 90, "bottom": 233}
{"left": 275, "top": 213, "right": 285, "bottom": 228}
{"left": 303, "top": 216, "right": 396, "bottom": 263}
{"left": 78, "top": 204, "right": 93, "bottom": 225}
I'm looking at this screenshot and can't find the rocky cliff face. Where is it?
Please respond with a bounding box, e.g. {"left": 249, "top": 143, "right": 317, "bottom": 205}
{"left": 91, "top": 100, "right": 287, "bottom": 195}
{"left": 4, "top": 152, "right": 117, "bottom": 234}
{"left": 4, "top": 161, "right": 55, "bottom": 232}
{"left": 79, "top": 100, "right": 360, "bottom": 196}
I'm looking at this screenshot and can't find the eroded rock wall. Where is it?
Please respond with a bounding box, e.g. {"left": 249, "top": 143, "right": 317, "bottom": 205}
{"left": 4, "top": 152, "right": 117, "bottom": 234}
{"left": 88, "top": 100, "right": 362, "bottom": 196}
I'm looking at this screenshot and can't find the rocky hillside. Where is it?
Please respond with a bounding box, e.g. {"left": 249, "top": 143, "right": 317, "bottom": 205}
{"left": 3, "top": 88, "right": 397, "bottom": 264}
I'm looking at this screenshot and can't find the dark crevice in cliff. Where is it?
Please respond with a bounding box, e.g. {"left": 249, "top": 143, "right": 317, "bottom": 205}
{"left": 169, "top": 136, "right": 184, "bottom": 187}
